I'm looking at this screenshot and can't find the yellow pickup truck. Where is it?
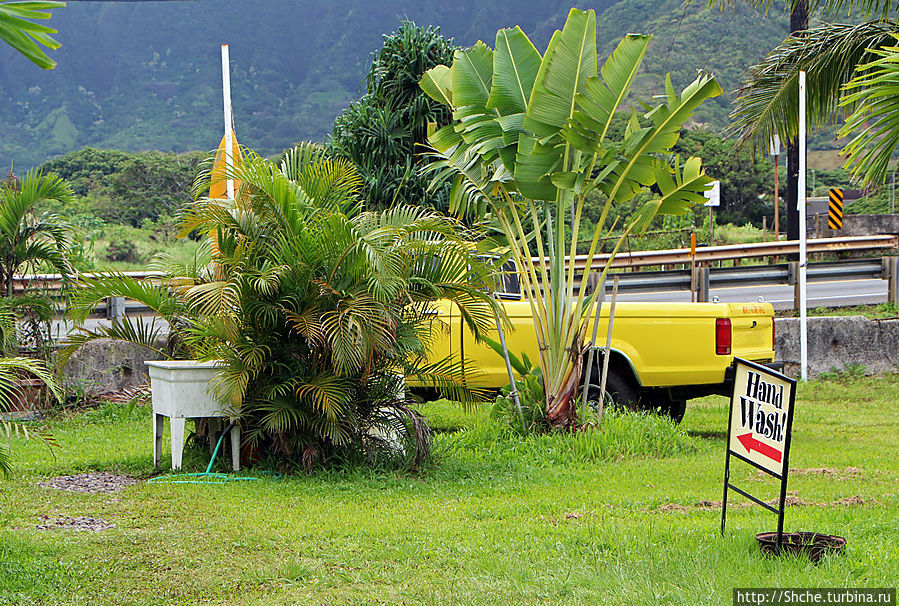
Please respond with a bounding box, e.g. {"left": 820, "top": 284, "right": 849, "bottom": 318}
{"left": 426, "top": 294, "right": 777, "bottom": 422}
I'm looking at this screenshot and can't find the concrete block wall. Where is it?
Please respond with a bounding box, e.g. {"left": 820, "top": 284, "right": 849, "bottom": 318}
{"left": 61, "top": 338, "right": 164, "bottom": 397}
{"left": 775, "top": 316, "right": 899, "bottom": 377}
{"left": 807, "top": 213, "right": 899, "bottom": 238}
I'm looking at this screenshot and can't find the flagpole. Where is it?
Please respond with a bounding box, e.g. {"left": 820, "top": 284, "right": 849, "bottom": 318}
{"left": 798, "top": 71, "right": 808, "bottom": 381}
{"left": 221, "top": 44, "right": 234, "bottom": 200}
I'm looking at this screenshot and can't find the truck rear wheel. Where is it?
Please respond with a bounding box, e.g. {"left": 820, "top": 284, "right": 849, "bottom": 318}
{"left": 665, "top": 399, "right": 686, "bottom": 424}
{"left": 604, "top": 370, "right": 642, "bottom": 411}
{"left": 583, "top": 361, "right": 685, "bottom": 423}
{"left": 584, "top": 368, "right": 641, "bottom": 412}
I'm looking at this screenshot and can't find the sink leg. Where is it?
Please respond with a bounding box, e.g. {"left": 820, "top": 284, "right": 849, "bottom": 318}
{"left": 153, "top": 413, "right": 164, "bottom": 468}
{"left": 229, "top": 423, "right": 241, "bottom": 471}
{"left": 170, "top": 417, "right": 186, "bottom": 470}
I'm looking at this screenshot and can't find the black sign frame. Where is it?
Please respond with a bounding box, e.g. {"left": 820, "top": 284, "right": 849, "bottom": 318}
{"left": 721, "top": 358, "right": 797, "bottom": 551}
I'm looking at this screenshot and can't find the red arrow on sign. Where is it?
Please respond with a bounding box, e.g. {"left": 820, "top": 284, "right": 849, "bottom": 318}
{"left": 737, "top": 433, "right": 783, "bottom": 463}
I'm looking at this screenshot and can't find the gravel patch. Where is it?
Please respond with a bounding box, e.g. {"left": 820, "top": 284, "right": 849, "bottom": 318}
{"left": 36, "top": 515, "right": 116, "bottom": 532}
{"left": 37, "top": 472, "right": 140, "bottom": 494}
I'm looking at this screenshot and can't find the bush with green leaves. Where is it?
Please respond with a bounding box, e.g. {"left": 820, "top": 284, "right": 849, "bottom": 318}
{"left": 104, "top": 239, "right": 142, "bottom": 263}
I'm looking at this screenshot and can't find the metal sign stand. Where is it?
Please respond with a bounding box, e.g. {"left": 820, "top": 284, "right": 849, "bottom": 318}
{"left": 721, "top": 358, "right": 797, "bottom": 551}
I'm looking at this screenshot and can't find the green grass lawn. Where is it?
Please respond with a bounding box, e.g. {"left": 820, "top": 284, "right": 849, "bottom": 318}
{"left": 1, "top": 375, "right": 897, "bottom": 605}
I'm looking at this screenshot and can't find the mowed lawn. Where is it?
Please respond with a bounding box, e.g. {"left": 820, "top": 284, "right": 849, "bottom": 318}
{"left": 1, "top": 374, "right": 896, "bottom": 605}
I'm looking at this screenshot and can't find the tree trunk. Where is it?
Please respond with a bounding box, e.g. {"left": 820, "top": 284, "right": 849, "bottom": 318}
{"left": 785, "top": 0, "right": 809, "bottom": 254}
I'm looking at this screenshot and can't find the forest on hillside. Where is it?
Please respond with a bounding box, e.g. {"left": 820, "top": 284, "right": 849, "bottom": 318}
{"left": 1, "top": 0, "right": 790, "bottom": 169}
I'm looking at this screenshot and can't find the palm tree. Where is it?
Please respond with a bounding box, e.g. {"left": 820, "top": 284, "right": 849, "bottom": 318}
{"left": 178, "top": 147, "right": 499, "bottom": 467}
{"left": 64, "top": 144, "right": 499, "bottom": 469}
{"left": 0, "top": 0, "right": 64, "bottom": 70}
{"left": 0, "top": 169, "right": 74, "bottom": 297}
{"left": 421, "top": 9, "right": 721, "bottom": 429}
{"left": 0, "top": 298, "right": 61, "bottom": 476}
{"left": 723, "top": 0, "right": 899, "bottom": 186}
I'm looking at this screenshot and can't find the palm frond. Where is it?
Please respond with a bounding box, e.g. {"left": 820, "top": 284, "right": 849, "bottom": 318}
{"left": 67, "top": 273, "right": 183, "bottom": 324}
{"left": 729, "top": 20, "right": 899, "bottom": 152}
{"left": 0, "top": 356, "right": 62, "bottom": 412}
{"left": 839, "top": 37, "right": 899, "bottom": 184}
{"left": 405, "top": 355, "right": 490, "bottom": 408}
{"left": 0, "top": 0, "right": 64, "bottom": 69}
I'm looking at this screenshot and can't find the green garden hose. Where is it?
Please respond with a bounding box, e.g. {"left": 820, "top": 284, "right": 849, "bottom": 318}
{"left": 147, "top": 422, "right": 278, "bottom": 484}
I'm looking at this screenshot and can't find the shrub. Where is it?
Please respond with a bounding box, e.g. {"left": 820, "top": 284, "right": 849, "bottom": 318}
{"left": 104, "top": 239, "right": 142, "bottom": 263}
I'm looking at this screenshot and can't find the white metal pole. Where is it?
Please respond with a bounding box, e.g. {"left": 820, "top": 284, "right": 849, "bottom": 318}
{"left": 597, "top": 275, "right": 619, "bottom": 425}
{"left": 798, "top": 71, "right": 808, "bottom": 381}
{"left": 221, "top": 44, "right": 234, "bottom": 200}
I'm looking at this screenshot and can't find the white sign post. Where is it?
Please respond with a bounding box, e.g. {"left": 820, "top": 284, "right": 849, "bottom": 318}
{"left": 770, "top": 135, "right": 780, "bottom": 241}
{"left": 722, "top": 359, "right": 797, "bottom": 551}
{"left": 798, "top": 71, "right": 808, "bottom": 381}
{"left": 704, "top": 180, "right": 720, "bottom": 244}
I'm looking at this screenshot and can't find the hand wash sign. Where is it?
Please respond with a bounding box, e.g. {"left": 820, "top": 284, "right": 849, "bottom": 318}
{"left": 721, "top": 359, "right": 797, "bottom": 545}
{"left": 728, "top": 360, "right": 795, "bottom": 477}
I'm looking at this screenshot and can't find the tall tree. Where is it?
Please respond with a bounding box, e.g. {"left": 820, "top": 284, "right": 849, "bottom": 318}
{"left": 724, "top": 0, "right": 899, "bottom": 192}
{"left": 329, "top": 21, "right": 456, "bottom": 210}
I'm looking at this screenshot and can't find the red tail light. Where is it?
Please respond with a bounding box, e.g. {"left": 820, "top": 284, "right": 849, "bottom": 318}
{"left": 716, "top": 318, "right": 732, "bottom": 355}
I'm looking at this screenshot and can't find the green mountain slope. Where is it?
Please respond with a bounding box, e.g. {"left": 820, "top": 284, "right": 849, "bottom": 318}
{"left": 1, "top": 0, "right": 788, "bottom": 169}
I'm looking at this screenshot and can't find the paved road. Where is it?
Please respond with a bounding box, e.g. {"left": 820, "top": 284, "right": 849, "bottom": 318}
{"left": 614, "top": 278, "right": 888, "bottom": 310}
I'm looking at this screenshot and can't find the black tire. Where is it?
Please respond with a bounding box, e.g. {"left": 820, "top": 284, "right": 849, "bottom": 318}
{"left": 583, "top": 364, "right": 641, "bottom": 412}
{"left": 665, "top": 399, "right": 687, "bottom": 424}
{"left": 604, "top": 370, "right": 642, "bottom": 411}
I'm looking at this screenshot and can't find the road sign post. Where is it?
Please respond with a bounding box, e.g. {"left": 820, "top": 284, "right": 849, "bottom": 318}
{"left": 721, "top": 359, "right": 797, "bottom": 551}
{"left": 770, "top": 136, "right": 780, "bottom": 241}
{"left": 704, "top": 180, "right": 720, "bottom": 245}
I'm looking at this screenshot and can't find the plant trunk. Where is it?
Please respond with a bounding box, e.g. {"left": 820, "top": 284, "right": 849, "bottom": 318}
{"left": 545, "top": 349, "right": 584, "bottom": 429}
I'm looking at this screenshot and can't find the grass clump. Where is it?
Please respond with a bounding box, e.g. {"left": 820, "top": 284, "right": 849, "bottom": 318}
{"left": 776, "top": 303, "right": 899, "bottom": 320}
{"left": 434, "top": 406, "right": 696, "bottom": 469}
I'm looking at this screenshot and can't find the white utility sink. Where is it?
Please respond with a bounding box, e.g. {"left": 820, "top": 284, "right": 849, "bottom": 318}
{"left": 146, "top": 360, "right": 240, "bottom": 471}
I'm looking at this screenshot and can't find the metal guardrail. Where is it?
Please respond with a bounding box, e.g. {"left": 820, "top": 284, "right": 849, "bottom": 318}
{"left": 548, "top": 235, "right": 898, "bottom": 270}
{"left": 604, "top": 259, "right": 888, "bottom": 293}
{"left": 575, "top": 256, "right": 898, "bottom": 308}
{"left": 13, "top": 237, "right": 899, "bottom": 315}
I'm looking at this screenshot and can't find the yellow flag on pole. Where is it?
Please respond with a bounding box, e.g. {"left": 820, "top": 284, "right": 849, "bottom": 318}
{"left": 209, "top": 129, "right": 242, "bottom": 199}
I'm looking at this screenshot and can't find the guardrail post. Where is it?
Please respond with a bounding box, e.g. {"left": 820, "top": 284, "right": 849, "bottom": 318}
{"left": 697, "top": 266, "right": 710, "bottom": 302}
{"left": 106, "top": 296, "right": 125, "bottom": 321}
{"left": 788, "top": 261, "right": 800, "bottom": 311}
{"left": 886, "top": 256, "right": 899, "bottom": 307}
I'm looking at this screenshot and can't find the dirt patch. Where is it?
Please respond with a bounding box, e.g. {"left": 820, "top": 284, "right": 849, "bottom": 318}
{"left": 750, "top": 467, "right": 864, "bottom": 482}
{"left": 36, "top": 515, "right": 116, "bottom": 532}
{"left": 829, "top": 495, "right": 873, "bottom": 507}
{"left": 659, "top": 492, "right": 872, "bottom": 512}
{"left": 773, "top": 495, "right": 812, "bottom": 507}
{"left": 658, "top": 503, "right": 691, "bottom": 512}
{"left": 37, "top": 472, "right": 140, "bottom": 494}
